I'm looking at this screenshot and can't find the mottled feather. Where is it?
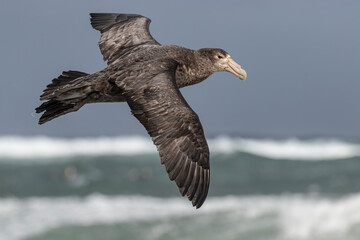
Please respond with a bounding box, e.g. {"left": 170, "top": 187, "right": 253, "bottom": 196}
{"left": 116, "top": 59, "right": 210, "bottom": 208}
{"left": 90, "top": 13, "right": 159, "bottom": 64}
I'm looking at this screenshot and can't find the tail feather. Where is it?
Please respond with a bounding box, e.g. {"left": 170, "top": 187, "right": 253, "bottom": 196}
{"left": 36, "top": 100, "right": 83, "bottom": 125}
{"left": 36, "top": 71, "right": 89, "bottom": 124}
{"left": 40, "top": 71, "right": 89, "bottom": 101}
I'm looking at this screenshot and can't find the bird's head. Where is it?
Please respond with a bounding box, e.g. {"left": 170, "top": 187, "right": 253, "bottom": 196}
{"left": 197, "top": 48, "right": 247, "bottom": 80}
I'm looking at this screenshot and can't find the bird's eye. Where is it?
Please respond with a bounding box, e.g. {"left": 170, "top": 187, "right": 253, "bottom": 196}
{"left": 217, "top": 55, "right": 223, "bottom": 59}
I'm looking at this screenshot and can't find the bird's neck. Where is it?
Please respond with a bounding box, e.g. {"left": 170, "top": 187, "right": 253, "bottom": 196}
{"left": 171, "top": 48, "right": 213, "bottom": 88}
{"left": 175, "top": 65, "right": 212, "bottom": 88}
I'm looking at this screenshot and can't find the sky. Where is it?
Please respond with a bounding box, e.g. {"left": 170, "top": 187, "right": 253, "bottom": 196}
{"left": 0, "top": 0, "right": 359, "bottom": 138}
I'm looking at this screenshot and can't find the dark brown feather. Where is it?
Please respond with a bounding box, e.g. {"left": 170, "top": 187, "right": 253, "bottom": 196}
{"left": 117, "top": 59, "right": 210, "bottom": 208}
{"left": 90, "top": 13, "right": 159, "bottom": 63}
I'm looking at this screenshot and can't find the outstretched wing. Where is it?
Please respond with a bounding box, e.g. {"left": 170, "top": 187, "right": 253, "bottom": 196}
{"left": 90, "top": 13, "right": 160, "bottom": 64}
{"left": 117, "top": 59, "right": 210, "bottom": 208}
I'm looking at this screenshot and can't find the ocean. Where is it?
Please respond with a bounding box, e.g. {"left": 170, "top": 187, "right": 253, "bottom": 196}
{"left": 1, "top": 135, "right": 360, "bottom": 240}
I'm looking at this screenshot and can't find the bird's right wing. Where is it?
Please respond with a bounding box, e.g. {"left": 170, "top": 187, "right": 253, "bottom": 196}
{"left": 116, "top": 59, "right": 210, "bottom": 208}
{"left": 90, "top": 13, "right": 160, "bottom": 64}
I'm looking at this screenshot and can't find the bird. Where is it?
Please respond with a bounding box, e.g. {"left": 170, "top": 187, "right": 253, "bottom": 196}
{"left": 36, "top": 13, "right": 247, "bottom": 208}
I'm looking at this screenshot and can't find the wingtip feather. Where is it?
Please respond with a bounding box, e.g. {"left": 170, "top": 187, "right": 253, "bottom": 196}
{"left": 89, "top": 13, "right": 143, "bottom": 32}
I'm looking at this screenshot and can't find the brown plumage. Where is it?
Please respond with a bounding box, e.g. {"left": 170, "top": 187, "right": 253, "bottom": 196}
{"left": 36, "top": 13, "right": 247, "bottom": 208}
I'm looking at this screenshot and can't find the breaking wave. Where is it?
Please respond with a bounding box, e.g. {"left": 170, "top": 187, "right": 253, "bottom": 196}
{"left": 0, "top": 135, "right": 359, "bottom": 160}
{"left": 1, "top": 194, "right": 360, "bottom": 240}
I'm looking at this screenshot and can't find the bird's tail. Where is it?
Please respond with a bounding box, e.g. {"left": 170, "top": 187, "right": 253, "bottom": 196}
{"left": 36, "top": 70, "right": 90, "bottom": 124}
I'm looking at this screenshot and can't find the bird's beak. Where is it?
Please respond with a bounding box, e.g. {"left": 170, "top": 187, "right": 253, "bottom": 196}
{"left": 226, "top": 57, "right": 247, "bottom": 80}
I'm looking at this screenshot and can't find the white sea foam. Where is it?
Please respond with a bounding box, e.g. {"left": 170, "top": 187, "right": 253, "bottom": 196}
{"left": 0, "top": 135, "right": 155, "bottom": 159}
{"left": 0, "top": 135, "right": 359, "bottom": 160}
{"left": 211, "top": 136, "right": 360, "bottom": 160}
{"left": 1, "top": 194, "right": 360, "bottom": 240}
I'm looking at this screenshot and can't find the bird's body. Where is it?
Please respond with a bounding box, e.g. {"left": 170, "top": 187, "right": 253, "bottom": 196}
{"left": 36, "top": 13, "right": 247, "bottom": 208}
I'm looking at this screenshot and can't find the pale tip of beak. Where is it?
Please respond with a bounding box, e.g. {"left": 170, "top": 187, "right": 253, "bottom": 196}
{"left": 227, "top": 57, "right": 247, "bottom": 80}
{"left": 239, "top": 69, "right": 247, "bottom": 80}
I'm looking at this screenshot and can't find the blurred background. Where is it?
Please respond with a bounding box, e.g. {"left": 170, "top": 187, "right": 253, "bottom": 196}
{"left": 1, "top": 0, "right": 360, "bottom": 240}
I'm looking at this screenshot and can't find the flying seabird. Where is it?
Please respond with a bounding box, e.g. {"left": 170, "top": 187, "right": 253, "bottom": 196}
{"left": 36, "top": 13, "right": 247, "bottom": 208}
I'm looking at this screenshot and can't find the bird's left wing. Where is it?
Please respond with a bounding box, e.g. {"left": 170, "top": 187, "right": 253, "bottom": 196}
{"left": 116, "top": 59, "right": 210, "bottom": 208}
{"left": 90, "top": 13, "right": 160, "bottom": 64}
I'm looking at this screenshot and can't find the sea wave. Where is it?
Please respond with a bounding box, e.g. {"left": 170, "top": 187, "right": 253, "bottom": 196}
{"left": 1, "top": 194, "right": 360, "bottom": 240}
{"left": 0, "top": 135, "right": 360, "bottom": 160}
{"left": 212, "top": 136, "right": 360, "bottom": 160}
